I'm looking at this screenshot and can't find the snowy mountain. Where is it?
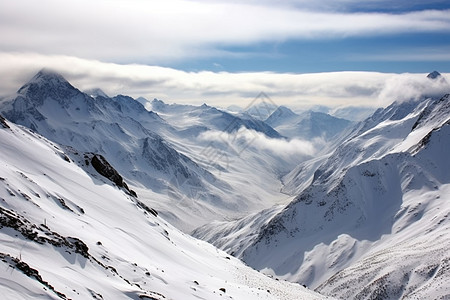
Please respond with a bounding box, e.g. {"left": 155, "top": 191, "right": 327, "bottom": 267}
{"left": 243, "top": 95, "right": 279, "bottom": 121}
{"left": 194, "top": 93, "right": 450, "bottom": 298}
{"left": 0, "top": 116, "right": 325, "bottom": 300}
{"left": 328, "top": 106, "right": 375, "bottom": 122}
{"left": 0, "top": 70, "right": 237, "bottom": 230}
{"left": 0, "top": 70, "right": 306, "bottom": 232}
{"left": 265, "top": 106, "right": 352, "bottom": 141}
{"left": 85, "top": 87, "right": 109, "bottom": 98}
{"left": 150, "top": 98, "right": 281, "bottom": 138}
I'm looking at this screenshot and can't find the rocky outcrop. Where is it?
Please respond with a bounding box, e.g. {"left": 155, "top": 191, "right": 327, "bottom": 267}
{"left": 87, "top": 153, "right": 137, "bottom": 197}
{"left": 0, "top": 114, "right": 10, "bottom": 129}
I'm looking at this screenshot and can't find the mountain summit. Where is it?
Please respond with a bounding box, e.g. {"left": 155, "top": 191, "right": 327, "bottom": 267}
{"left": 427, "top": 70, "right": 442, "bottom": 79}
{"left": 17, "top": 68, "right": 73, "bottom": 94}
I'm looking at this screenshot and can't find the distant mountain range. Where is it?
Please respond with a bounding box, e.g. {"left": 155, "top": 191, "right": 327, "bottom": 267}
{"left": 266, "top": 106, "right": 352, "bottom": 141}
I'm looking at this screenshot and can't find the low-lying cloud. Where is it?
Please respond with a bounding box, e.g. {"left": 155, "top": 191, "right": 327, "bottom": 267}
{"left": 198, "top": 127, "right": 318, "bottom": 160}
{"left": 0, "top": 53, "right": 448, "bottom": 110}
{"left": 377, "top": 73, "right": 450, "bottom": 103}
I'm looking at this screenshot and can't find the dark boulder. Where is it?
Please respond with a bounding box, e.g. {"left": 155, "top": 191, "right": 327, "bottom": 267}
{"left": 0, "top": 114, "right": 10, "bottom": 129}
{"left": 89, "top": 154, "right": 137, "bottom": 197}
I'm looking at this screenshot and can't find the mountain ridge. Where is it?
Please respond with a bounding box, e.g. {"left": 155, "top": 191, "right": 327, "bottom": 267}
{"left": 265, "top": 106, "right": 352, "bottom": 141}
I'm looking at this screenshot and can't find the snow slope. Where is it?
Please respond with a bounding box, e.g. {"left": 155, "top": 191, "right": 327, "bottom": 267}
{"left": 0, "top": 116, "right": 327, "bottom": 300}
{"left": 194, "top": 94, "right": 450, "bottom": 298}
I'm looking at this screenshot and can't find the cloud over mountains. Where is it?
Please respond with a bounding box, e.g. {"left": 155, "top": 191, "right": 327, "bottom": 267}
{"left": 1, "top": 53, "right": 448, "bottom": 109}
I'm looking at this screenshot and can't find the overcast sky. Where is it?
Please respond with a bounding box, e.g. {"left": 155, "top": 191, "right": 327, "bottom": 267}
{"left": 1, "top": 0, "right": 449, "bottom": 109}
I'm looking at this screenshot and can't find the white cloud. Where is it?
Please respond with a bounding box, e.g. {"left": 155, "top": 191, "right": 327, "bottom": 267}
{"left": 1, "top": 0, "right": 449, "bottom": 63}
{"left": 377, "top": 73, "right": 450, "bottom": 104}
{"left": 199, "top": 127, "right": 317, "bottom": 159}
{"left": 0, "top": 53, "right": 448, "bottom": 110}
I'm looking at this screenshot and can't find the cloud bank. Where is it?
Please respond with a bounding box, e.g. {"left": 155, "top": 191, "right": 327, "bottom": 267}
{"left": 0, "top": 53, "right": 448, "bottom": 110}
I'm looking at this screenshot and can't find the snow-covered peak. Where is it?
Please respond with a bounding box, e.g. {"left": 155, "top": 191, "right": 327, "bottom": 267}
{"left": 14, "top": 69, "right": 85, "bottom": 109}
{"left": 85, "top": 87, "right": 108, "bottom": 98}
{"left": 427, "top": 70, "right": 442, "bottom": 80}
{"left": 265, "top": 105, "right": 298, "bottom": 126}
{"left": 17, "top": 68, "right": 73, "bottom": 94}
{"left": 31, "top": 68, "right": 68, "bottom": 84}
{"left": 244, "top": 100, "right": 278, "bottom": 121}
{"left": 266, "top": 107, "right": 352, "bottom": 141}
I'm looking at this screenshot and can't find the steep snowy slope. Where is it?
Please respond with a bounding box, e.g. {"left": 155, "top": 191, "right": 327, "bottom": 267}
{"left": 195, "top": 94, "right": 450, "bottom": 298}
{"left": 265, "top": 106, "right": 352, "bottom": 141}
{"left": 0, "top": 116, "right": 327, "bottom": 300}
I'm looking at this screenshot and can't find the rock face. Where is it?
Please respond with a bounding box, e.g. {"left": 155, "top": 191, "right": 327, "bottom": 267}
{"left": 87, "top": 153, "right": 137, "bottom": 197}
{"left": 0, "top": 114, "right": 9, "bottom": 129}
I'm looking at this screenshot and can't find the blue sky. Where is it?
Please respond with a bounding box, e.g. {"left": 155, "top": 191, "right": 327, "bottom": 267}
{"left": 0, "top": 0, "right": 449, "bottom": 108}
{"left": 169, "top": 1, "right": 450, "bottom": 73}
{"left": 173, "top": 33, "right": 450, "bottom": 73}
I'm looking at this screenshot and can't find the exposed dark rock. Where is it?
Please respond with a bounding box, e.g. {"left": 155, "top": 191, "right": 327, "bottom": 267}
{"left": 138, "top": 295, "right": 160, "bottom": 300}
{"left": 88, "top": 289, "right": 104, "bottom": 299}
{"left": 91, "top": 154, "right": 124, "bottom": 187}
{"left": 89, "top": 153, "right": 137, "bottom": 197}
{"left": 0, "top": 114, "right": 10, "bottom": 129}
{"left": 0, "top": 252, "right": 68, "bottom": 299}
{"left": 52, "top": 196, "right": 74, "bottom": 212}
{"left": 0, "top": 206, "right": 89, "bottom": 257}
{"left": 61, "top": 153, "right": 70, "bottom": 162}
{"left": 136, "top": 200, "right": 158, "bottom": 217}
